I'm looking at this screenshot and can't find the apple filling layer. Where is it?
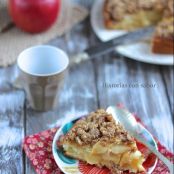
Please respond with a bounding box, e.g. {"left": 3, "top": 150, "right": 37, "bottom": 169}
{"left": 105, "top": 10, "right": 163, "bottom": 30}
{"left": 103, "top": 0, "right": 165, "bottom": 30}
{"left": 60, "top": 109, "right": 146, "bottom": 173}
{"left": 63, "top": 141, "right": 145, "bottom": 173}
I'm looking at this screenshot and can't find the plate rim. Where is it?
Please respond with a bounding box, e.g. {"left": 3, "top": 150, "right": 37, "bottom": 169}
{"left": 52, "top": 117, "right": 80, "bottom": 174}
{"left": 116, "top": 43, "right": 174, "bottom": 65}
{"left": 52, "top": 116, "right": 158, "bottom": 174}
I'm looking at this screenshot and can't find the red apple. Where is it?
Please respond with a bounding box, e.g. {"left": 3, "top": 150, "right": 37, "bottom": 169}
{"left": 8, "top": 0, "right": 61, "bottom": 33}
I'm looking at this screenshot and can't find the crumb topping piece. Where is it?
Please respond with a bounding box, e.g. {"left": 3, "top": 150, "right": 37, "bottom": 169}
{"left": 164, "top": 0, "right": 174, "bottom": 17}
{"left": 64, "top": 109, "right": 134, "bottom": 146}
{"left": 156, "top": 18, "right": 174, "bottom": 38}
{"left": 104, "top": 0, "right": 166, "bottom": 21}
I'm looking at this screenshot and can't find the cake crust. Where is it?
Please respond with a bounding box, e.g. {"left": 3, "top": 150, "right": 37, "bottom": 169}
{"left": 152, "top": 36, "right": 174, "bottom": 54}
{"left": 59, "top": 109, "right": 146, "bottom": 174}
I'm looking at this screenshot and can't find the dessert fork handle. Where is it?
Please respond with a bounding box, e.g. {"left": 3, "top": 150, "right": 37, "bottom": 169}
{"left": 134, "top": 133, "right": 174, "bottom": 174}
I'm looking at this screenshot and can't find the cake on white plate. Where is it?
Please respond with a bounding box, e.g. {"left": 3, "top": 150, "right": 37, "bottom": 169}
{"left": 103, "top": 0, "right": 174, "bottom": 54}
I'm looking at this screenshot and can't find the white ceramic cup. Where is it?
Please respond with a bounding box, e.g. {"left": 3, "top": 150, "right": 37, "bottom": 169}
{"left": 17, "top": 45, "right": 69, "bottom": 111}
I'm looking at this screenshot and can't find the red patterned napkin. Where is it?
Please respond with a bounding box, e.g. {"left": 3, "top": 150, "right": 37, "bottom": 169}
{"left": 23, "top": 125, "right": 173, "bottom": 174}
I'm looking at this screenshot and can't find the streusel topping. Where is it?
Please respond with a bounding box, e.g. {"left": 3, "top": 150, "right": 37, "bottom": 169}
{"left": 63, "top": 109, "right": 134, "bottom": 146}
{"left": 104, "top": 0, "right": 166, "bottom": 21}
{"left": 164, "top": 0, "right": 174, "bottom": 17}
{"left": 156, "top": 18, "right": 174, "bottom": 38}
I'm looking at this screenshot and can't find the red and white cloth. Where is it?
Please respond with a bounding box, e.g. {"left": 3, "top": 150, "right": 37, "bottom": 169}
{"left": 23, "top": 124, "right": 174, "bottom": 174}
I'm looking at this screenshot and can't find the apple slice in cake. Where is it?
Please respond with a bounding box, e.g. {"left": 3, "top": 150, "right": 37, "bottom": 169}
{"left": 59, "top": 109, "right": 145, "bottom": 173}
{"left": 103, "top": 0, "right": 165, "bottom": 30}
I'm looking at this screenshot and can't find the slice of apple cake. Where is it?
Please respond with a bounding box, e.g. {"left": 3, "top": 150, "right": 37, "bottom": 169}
{"left": 59, "top": 109, "right": 145, "bottom": 173}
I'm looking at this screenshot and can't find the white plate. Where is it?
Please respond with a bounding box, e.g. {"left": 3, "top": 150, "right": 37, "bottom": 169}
{"left": 52, "top": 116, "right": 158, "bottom": 174}
{"left": 116, "top": 42, "right": 174, "bottom": 65}
{"left": 90, "top": 0, "right": 174, "bottom": 65}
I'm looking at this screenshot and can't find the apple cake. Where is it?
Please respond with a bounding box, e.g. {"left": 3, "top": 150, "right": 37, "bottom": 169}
{"left": 59, "top": 109, "right": 145, "bottom": 173}
{"left": 152, "top": 0, "right": 174, "bottom": 54}
{"left": 103, "top": 0, "right": 174, "bottom": 54}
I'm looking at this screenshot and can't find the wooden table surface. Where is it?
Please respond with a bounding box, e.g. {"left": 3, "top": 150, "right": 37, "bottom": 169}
{"left": 0, "top": 2, "right": 173, "bottom": 174}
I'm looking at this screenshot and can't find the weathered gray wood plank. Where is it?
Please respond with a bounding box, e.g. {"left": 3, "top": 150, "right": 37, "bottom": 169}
{"left": 25, "top": 21, "right": 98, "bottom": 174}
{"left": 0, "top": 73, "right": 25, "bottom": 174}
{"left": 161, "top": 66, "right": 174, "bottom": 115}
{"left": 73, "top": 0, "right": 94, "bottom": 8}
{"left": 96, "top": 54, "right": 173, "bottom": 152}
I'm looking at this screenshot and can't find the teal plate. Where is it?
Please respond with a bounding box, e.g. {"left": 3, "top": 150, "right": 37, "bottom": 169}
{"left": 52, "top": 117, "right": 158, "bottom": 174}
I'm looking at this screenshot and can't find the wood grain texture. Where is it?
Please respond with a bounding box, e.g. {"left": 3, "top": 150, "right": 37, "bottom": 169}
{"left": 161, "top": 66, "right": 174, "bottom": 115}
{"left": 88, "top": 29, "right": 174, "bottom": 151}
{"left": 95, "top": 54, "right": 173, "bottom": 152}
{"left": 0, "top": 74, "right": 25, "bottom": 174}
{"left": 73, "top": 0, "right": 94, "bottom": 8}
